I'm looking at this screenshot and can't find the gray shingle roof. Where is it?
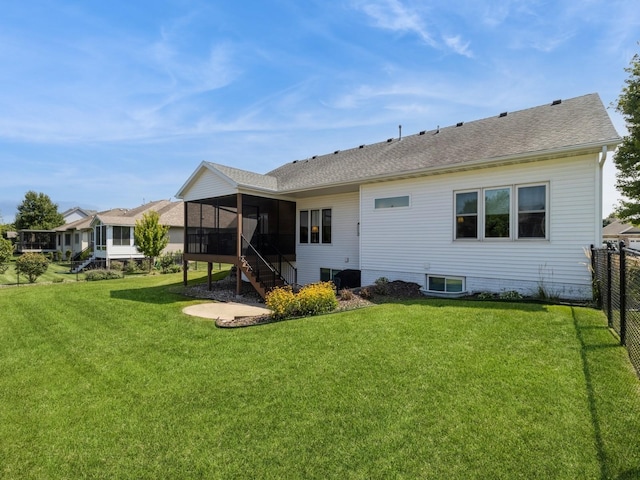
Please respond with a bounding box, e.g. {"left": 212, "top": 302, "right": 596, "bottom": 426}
{"left": 265, "top": 93, "right": 620, "bottom": 193}
{"left": 93, "top": 200, "right": 183, "bottom": 227}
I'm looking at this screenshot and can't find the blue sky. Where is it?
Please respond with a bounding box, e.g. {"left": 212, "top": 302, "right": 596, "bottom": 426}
{"left": 0, "top": 0, "right": 638, "bottom": 223}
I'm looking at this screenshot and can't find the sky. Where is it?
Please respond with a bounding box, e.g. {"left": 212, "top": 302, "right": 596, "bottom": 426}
{"left": 0, "top": 0, "right": 638, "bottom": 224}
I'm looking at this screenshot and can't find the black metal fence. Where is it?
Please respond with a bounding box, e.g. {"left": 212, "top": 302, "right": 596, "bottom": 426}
{"left": 591, "top": 242, "right": 640, "bottom": 376}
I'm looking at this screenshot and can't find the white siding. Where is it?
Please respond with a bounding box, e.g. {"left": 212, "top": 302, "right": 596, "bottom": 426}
{"left": 181, "top": 169, "right": 236, "bottom": 201}
{"left": 359, "top": 154, "right": 600, "bottom": 299}
{"left": 296, "top": 192, "right": 360, "bottom": 285}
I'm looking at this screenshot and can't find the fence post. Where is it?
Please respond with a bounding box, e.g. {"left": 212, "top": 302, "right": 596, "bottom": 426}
{"left": 606, "top": 249, "right": 612, "bottom": 326}
{"left": 619, "top": 241, "right": 627, "bottom": 346}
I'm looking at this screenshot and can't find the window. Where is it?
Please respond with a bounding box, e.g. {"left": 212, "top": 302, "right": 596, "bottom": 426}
{"left": 299, "top": 211, "right": 309, "bottom": 244}
{"left": 427, "top": 275, "right": 465, "bottom": 293}
{"left": 74, "top": 233, "right": 80, "bottom": 245}
{"left": 484, "top": 187, "right": 510, "bottom": 238}
{"left": 375, "top": 195, "right": 410, "bottom": 209}
{"left": 64, "top": 233, "right": 71, "bottom": 246}
{"left": 455, "top": 191, "right": 478, "bottom": 239}
{"left": 322, "top": 209, "right": 332, "bottom": 243}
{"left": 95, "top": 225, "right": 106, "bottom": 250}
{"left": 454, "top": 183, "right": 547, "bottom": 241}
{"left": 300, "top": 209, "right": 332, "bottom": 244}
{"left": 113, "top": 226, "right": 131, "bottom": 246}
{"left": 320, "top": 268, "right": 342, "bottom": 282}
{"left": 517, "top": 185, "right": 546, "bottom": 239}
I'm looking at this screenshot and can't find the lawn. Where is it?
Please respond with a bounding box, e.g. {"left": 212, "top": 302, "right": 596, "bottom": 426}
{"left": 1, "top": 274, "right": 639, "bottom": 479}
{"left": 0, "top": 258, "right": 87, "bottom": 285}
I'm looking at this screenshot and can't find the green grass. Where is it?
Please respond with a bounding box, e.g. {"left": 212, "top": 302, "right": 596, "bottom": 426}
{"left": 0, "top": 275, "right": 639, "bottom": 479}
{"left": 0, "top": 259, "right": 87, "bottom": 285}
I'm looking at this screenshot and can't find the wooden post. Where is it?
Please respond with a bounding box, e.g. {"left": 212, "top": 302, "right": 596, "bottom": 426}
{"left": 208, "top": 262, "right": 213, "bottom": 291}
{"left": 236, "top": 193, "right": 243, "bottom": 297}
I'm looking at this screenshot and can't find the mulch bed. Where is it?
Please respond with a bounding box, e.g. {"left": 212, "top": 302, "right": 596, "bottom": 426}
{"left": 182, "top": 278, "right": 425, "bottom": 328}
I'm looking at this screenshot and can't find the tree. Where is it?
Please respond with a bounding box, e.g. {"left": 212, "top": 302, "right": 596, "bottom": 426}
{"left": 134, "top": 211, "right": 169, "bottom": 269}
{"left": 14, "top": 191, "right": 64, "bottom": 230}
{"left": 15, "top": 252, "right": 49, "bottom": 283}
{"left": 614, "top": 50, "right": 640, "bottom": 222}
{"left": 0, "top": 237, "right": 13, "bottom": 274}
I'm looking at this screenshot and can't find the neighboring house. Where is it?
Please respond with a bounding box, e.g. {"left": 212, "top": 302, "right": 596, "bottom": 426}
{"left": 602, "top": 219, "right": 640, "bottom": 249}
{"left": 90, "top": 199, "right": 184, "bottom": 268}
{"left": 61, "top": 206, "right": 96, "bottom": 224}
{"left": 17, "top": 206, "right": 95, "bottom": 254}
{"left": 176, "top": 93, "right": 620, "bottom": 300}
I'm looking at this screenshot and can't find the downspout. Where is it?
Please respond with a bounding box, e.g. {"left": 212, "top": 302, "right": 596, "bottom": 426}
{"left": 596, "top": 146, "right": 607, "bottom": 246}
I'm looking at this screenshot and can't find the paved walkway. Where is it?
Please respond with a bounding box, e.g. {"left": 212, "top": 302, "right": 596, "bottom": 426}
{"left": 183, "top": 302, "right": 271, "bottom": 321}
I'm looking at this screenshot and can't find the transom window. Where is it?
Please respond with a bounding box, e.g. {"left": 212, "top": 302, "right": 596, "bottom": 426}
{"left": 300, "top": 209, "right": 331, "bottom": 244}
{"left": 375, "top": 195, "right": 410, "bottom": 209}
{"left": 454, "top": 183, "right": 547, "bottom": 240}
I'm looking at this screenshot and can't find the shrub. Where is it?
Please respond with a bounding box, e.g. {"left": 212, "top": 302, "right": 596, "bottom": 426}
{"left": 158, "top": 253, "right": 182, "bottom": 273}
{"left": 125, "top": 261, "right": 139, "bottom": 274}
{"left": 141, "top": 258, "right": 153, "bottom": 272}
{"left": 359, "top": 287, "right": 372, "bottom": 300}
{"left": 266, "top": 286, "right": 298, "bottom": 320}
{"left": 373, "top": 277, "right": 389, "bottom": 295}
{"left": 85, "top": 269, "right": 122, "bottom": 281}
{"left": 110, "top": 260, "right": 124, "bottom": 271}
{"left": 297, "top": 282, "right": 338, "bottom": 316}
{"left": 339, "top": 288, "right": 354, "bottom": 301}
{"left": 65, "top": 250, "right": 72, "bottom": 261}
{"left": 15, "top": 252, "right": 49, "bottom": 283}
{"left": 54, "top": 251, "right": 63, "bottom": 262}
{"left": 499, "top": 290, "right": 523, "bottom": 300}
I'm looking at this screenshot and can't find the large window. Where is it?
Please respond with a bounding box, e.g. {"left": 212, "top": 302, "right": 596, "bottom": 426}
{"left": 300, "top": 209, "right": 332, "bottom": 244}
{"left": 517, "top": 185, "right": 546, "bottom": 238}
{"left": 454, "top": 183, "right": 547, "bottom": 240}
{"left": 484, "top": 187, "right": 511, "bottom": 238}
{"left": 455, "top": 191, "right": 478, "bottom": 238}
{"left": 95, "top": 225, "right": 106, "bottom": 250}
{"left": 112, "top": 226, "right": 131, "bottom": 246}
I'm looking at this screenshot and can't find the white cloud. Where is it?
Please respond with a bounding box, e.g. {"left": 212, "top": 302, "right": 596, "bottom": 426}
{"left": 354, "top": 0, "right": 472, "bottom": 57}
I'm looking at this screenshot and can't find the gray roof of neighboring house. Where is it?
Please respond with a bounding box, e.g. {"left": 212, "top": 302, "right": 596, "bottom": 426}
{"left": 92, "top": 200, "right": 184, "bottom": 227}
{"left": 183, "top": 93, "right": 620, "bottom": 197}
{"left": 602, "top": 219, "right": 640, "bottom": 236}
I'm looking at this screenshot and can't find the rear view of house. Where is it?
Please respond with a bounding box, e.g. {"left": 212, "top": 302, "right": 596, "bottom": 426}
{"left": 176, "top": 93, "right": 621, "bottom": 300}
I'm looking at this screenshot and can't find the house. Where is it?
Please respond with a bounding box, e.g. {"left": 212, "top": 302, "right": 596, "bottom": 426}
{"left": 90, "top": 200, "right": 184, "bottom": 268}
{"left": 176, "top": 93, "right": 621, "bottom": 300}
{"left": 603, "top": 219, "right": 640, "bottom": 249}
{"left": 17, "top": 206, "right": 95, "bottom": 254}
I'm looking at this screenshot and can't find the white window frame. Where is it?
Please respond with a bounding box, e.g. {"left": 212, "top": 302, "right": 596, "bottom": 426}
{"left": 299, "top": 208, "right": 332, "bottom": 245}
{"left": 374, "top": 195, "right": 411, "bottom": 209}
{"left": 426, "top": 275, "right": 466, "bottom": 294}
{"left": 453, "top": 182, "right": 549, "bottom": 242}
{"left": 516, "top": 183, "right": 548, "bottom": 240}
{"left": 454, "top": 189, "right": 479, "bottom": 240}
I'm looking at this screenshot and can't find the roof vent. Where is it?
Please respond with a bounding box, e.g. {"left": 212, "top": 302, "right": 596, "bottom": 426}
{"left": 419, "top": 130, "right": 426, "bottom": 135}
{"left": 499, "top": 112, "right": 507, "bottom": 118}
{"left": 456, "top": 122, "right": 464, "bottom": 127}
{"left": 334, "top": 150, "right": 340, "bottom": 154}
{"left": 551, "top": 99, "right": 562, "bottom": 106}
{"left": 359, "top": 144, "right": 365, "bottom": 149}
{"left": 292, "top": 160, "right": 298, "bottom": 164}
{"left": 387, "top": 138, "right": 393, "bottom": 143}
{"left": 312, "top": 155, "right": 317, "bottom": 159}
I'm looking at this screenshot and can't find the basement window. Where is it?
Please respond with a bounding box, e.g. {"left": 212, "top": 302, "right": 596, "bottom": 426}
{"left": 427, "top": 275, "right": 465, "bottom": 294}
